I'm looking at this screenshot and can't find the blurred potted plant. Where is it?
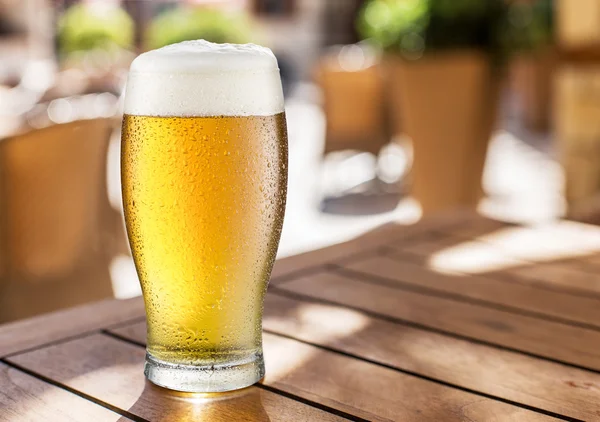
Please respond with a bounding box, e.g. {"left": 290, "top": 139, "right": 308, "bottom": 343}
{"left": 510, "top": 0, "right": 554, "bottom": 132}
{"left": 146, "top": 6, "right": 254, "bottom": 50}
{"left": 358, "top": 0, "right": 509, "bottom": 214}
{"left": 58, "top": 3, "right": 134, "bottom": 55}
{"left": 57, "top": 2, "right": 134, "bottom": 94}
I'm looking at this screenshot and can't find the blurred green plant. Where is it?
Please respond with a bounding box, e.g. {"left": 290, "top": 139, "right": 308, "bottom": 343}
{"left": 146, "top": 7, "right": 254, "bottom": 50}
{"left": 58, "top": 3, "right": 134, "bottom": 55}
{"left": 506, "top": 0, "right": 554, "bottom": 52}
{"left": 357, "top": 0, "right": 512, "bottom": 60}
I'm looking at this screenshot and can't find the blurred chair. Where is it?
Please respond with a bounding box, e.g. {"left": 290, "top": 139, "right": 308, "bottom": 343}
{"left": 0, "top": 119, "right": 120, "bottom": 322}
{"left": 316, "top": 45, "right": 389, "bottom": 156}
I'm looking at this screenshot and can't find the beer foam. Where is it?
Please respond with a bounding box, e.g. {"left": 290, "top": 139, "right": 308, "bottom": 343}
{"left": 124, "top": 40, "right": 284, "bottom": 117}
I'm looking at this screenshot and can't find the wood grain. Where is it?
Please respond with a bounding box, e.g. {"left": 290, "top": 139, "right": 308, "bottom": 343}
{"left": 394, "top": 225, "right": 600, "bottom": 269}
{"left": 272, "top": 222, "right": 415, "bottom": 281}
{"left": 272, "top": 211, "right": 503, "bottom": 281}
{"left": 392, "top": 230, "right": 600, "bottom": 298}
{"left": 0, "top": 297, "right": 144, "bottom": 357}
{"left": 277, "top": 271, "right": 600, "bottom": 373}
{"left": 2, "top": 211, "right": 594, "bottom": 422}
{"left": 583, "top": 252, "right": 600, "bottom": 267}
{"left": 106, "top": 323, "right": 554, "bottom": 421}
{"left": 499, "top": 261, "right": 600, "bottom": 297}
{"left": 6, "top": 334, "right": 341, "bottom": 422}
{"left": 431, "top": 214, "right": 515, "bottom": 239}
{"left": 392, "top": 231, "right": 522, "bottom": 266}
{"left": 435, "top": 221, "right": 600, "bottom": 268}
{"left": 108, "top": 294, "right": 600, "bottom": 420}
{"left": 344, "top": 253, "right": 600, "bottom": 329}
{"left": 0, "top": 362, "right": 122, "bottom": 421}
{"left": 266, "top": 292, "right": 600, "bottom": 421}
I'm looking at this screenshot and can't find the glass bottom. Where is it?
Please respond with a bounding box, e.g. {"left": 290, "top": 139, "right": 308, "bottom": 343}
{"left": 144, "top": 351, "right": 265, "bottom": 393}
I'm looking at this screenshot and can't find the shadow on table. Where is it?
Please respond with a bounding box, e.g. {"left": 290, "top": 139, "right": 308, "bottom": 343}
{"left": 123, "top": 381, "right": 270, "bottom": 422}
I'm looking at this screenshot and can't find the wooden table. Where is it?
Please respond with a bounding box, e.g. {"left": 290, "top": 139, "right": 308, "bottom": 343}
{"left": 3, "top": 211, "right": 600, "bottom": 421}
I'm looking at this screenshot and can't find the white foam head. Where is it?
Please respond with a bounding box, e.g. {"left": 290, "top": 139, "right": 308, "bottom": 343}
{"left": 124, "top": 40, "right": 284, "bottom": 117}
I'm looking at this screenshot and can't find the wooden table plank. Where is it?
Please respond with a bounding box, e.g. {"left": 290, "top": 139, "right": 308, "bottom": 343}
{"left": 2, "top": 211, "right": 597, "bottom": 422}
{"left": 393, "top": 226, "right": 600, "bottom": 272}
{"left": 582, "top": 252, "right": 600, "bottom": 267}
{"left": 344, "top": 253, "right": 600, "bottom": 330}
{"left": 392, "top": 231, "right": 600, "bottom": 298}
{"left": 0, "top": 362, "right": 123, "bottom": 421}
{"left": 430, "top": 221, "right": 600, "bottom": 276}
{"left": 5, "top": 334, "right": 342, "bottom": 422}
{"left": 272, "top": 222, "right": 419, "bottom": 282}
{"left": 272, "top": 212, "right": 509, "bottom": 281}
{"left": 0, "top": 297, "right": 144, "bottom": 357}
{"left": 106, "top": 322, "right": 557, "bottom": 421}
{"left": 499, "top": 262, "right": 600, "bottom": 298}
{"left": 276, "top": 271, "right": 600, "bottom": 373}
{"left": 272, "top": 293, "right": 600, "bottom": 421}
{"left": 392, "top": 232, "right": 524, "bottom": 269}
{"left": 104, "top": 295, "right": 600, "bottom": 421}
{"left": 404, "top": 218, "right": 600, "bottom": 260}
{"left": 432, "top": 215, "right": 516, "bottom": 239}
{"left": 439, "top": 220, "right": 600, "bottom": 254}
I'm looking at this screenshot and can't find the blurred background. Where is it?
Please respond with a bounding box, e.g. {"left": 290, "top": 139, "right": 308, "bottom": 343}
{"left": 0, "top": 0, "right": 598, "bottom": 322}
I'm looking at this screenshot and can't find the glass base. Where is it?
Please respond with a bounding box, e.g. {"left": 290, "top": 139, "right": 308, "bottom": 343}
{"left": 144, "top": 352, "right": 265, "bottom": 393}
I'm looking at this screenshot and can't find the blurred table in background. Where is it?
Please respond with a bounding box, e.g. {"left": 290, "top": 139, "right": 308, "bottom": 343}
{"left": 2, "top": 211, "right": 600, "bottom": 420}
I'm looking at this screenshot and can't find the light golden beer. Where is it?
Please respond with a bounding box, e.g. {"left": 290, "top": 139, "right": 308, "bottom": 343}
{"left": 122, "top": 114, "right": 287, "bottom": 361}
{"left": 121, "top": 40, "right": 287, "bottom": 392}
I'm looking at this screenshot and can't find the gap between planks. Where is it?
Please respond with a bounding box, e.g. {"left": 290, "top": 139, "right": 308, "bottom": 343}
{"left": 0, "top": 358, "right": 147, "bottom": 422}
{"left": 268, "top": 284, "right": 600, "bottom": 376}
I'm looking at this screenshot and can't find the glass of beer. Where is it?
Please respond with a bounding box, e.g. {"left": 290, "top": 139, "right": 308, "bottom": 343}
{"left": 121, "top": 40, "right": 287, "bottom": 392}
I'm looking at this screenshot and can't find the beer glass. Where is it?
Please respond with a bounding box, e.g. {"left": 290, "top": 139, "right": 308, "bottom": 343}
{"left": 121, "top": 40, "right": 287, "bottom": 392}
